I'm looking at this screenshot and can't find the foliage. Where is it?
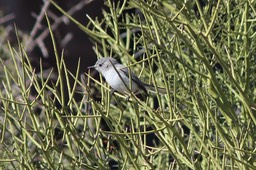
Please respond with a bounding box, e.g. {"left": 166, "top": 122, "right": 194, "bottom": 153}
{"left": 1, "top": 0, "right": 256, "bottom": 169}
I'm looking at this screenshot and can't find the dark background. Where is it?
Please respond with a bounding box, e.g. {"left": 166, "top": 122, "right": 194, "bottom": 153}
{"left": 0, "top": 0, "right": 102, "bottom": 69}
{"left": 0, "top": 0, "right": 106, "bottom": 103}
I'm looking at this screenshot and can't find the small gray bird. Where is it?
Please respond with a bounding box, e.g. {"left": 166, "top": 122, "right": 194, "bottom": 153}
{"left": 88, "top": 57, "right": 166, "bottom": 95}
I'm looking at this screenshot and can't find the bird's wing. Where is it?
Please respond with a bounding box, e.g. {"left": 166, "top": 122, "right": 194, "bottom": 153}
{"left": 118, "top": 66, "right": 148, "bottom": 94}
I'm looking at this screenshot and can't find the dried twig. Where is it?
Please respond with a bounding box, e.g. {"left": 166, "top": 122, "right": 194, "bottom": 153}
{"left": 25, "top": 0, "right": 51, "bottom": 53}
{"left": 0, "top": 13, "right": 15, "bottom": 25}
{"left": 25, "top": 0, "right": 93, "bottom": 58}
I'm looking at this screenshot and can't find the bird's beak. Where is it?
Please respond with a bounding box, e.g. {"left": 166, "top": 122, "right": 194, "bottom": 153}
{"left": 87, "top": 65, "right": 96, "bottom": 69}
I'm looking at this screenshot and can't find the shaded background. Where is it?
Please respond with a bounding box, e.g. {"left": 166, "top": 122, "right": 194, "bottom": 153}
{"left": 0, "top": 0, "right": 102, "bottom": 66}
{"left": 0, "top": 0, "right": 106, "bottom": 103}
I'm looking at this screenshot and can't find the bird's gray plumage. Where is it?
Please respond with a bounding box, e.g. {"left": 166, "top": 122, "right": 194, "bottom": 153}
{"left": 88, "top": 57, "right": 166, "bottom": 95}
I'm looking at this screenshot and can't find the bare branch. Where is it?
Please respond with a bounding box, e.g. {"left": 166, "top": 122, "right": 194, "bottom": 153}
{"left": 0, "top": 13, "right": 15, "bottom": 25}
{"left": 25, "top": 0, "right": 93, "bottom": 58}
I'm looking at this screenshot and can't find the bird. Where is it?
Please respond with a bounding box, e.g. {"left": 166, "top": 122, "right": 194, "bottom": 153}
{"left": 88, "top": 57, "right": 166, "bottom": 96}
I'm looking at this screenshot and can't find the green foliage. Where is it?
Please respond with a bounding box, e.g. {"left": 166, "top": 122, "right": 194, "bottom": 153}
{"left": 1, "top": 0, "right": 256, "bottom": 169}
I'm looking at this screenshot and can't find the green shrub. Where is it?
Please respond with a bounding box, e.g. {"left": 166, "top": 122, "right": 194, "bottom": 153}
{"left": 1, "top": 0, "right": 256, "bottom": 169}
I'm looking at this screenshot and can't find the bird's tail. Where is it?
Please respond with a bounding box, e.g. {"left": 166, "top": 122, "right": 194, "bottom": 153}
{"left": 144, "top": 84, "right": 167, "bottom": 94}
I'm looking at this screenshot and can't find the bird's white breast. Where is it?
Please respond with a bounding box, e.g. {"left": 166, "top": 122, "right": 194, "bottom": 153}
{"left": 102, "top": 67, "right": 138, "bottom": 93}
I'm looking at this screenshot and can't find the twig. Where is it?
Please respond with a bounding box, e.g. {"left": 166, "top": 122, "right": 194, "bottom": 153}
{"left": 0, "top": 13, "right": 15, "bottom": 25}
{"left": 25, "top": 0, "right": 51, "bottom": 52}
{"left": 25, "top": 0, "right": 93, "bottom": 57}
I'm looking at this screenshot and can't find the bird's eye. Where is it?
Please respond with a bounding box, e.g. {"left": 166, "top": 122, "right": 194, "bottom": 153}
{"left": 99, "top": 64, "right": 102, "bottom": 67}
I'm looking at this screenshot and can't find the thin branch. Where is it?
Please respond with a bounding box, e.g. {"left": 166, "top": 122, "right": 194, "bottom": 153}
{"left": 25, "top": 0, "right": 93, "bottom": 57}
{"left": 25, "top": 0, "right": 51, "bottom": 52}
{"left": 0, "top": 13, "right": 15, "bottom": 25}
